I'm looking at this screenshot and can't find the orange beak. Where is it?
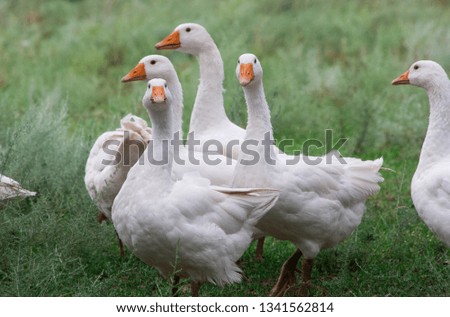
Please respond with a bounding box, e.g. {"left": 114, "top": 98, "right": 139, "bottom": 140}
{"left": 155, "top": 30, "right": 181, "bottom": 50}
{"left": 239, "top": 63, "right": 254, "bottom": 86}
{"left": 151, "top": 86, "right": 166, "bottom": 103}
{"left": 121, "top": 63, "right": 146, "bottom": 82}
{"left": 392, "top": 70, "right": 410, "bottom": 85}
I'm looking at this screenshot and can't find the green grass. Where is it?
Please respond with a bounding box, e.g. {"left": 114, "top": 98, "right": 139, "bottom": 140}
{"left": 0, "top": 0, "right": 449, "bottom": 296}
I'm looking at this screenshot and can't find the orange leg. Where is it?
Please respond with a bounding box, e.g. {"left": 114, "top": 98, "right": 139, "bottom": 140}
{"left": 298, "top": 258, "right": 314, "bottom": 296}
{"left": 190, "top": 281, "right": 202, "bottom": 297}
{"left": 115, "top": 231, "right": 125, "bottom": 257}
{"left": 255, "top": 237, "right": 266, "bottom": 261}
{"left": 269, "top": 249, "right": 302, "bottom": 296}
{"left": 97, "top": 210, "right": 108, "bottom": 223}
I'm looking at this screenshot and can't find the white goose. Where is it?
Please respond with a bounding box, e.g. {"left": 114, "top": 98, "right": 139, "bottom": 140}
{"left": 392, "top": 60, "right": 450, "bottom": 247}
{"left": 84, "top": 113, "right": 152, "bottom": 255}
{"left": 155, "top": 23, "right": 246, "bottom": 160}
{"left": 121, "top": 55, "right": 235, "bottom": 186}
{"left": 233, "top": 54, "right": 384, "bottom": 296}
{"left": 112, "top": 78, "right": 279, "bottom": 296}
{"left": 86, "top": 55, "right": 236, "bottom": 257}
{"left": 155, "top": 24, "right": 291, "bottom": 258}
{"left": 0, "top": 174, "right": 36, "bottom": 203}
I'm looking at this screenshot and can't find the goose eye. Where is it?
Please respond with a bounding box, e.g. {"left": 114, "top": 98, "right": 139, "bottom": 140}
{"left": 237, "top": 60, "right": 240, "bottom": 64}
{"left": 164, "top": 83, "right": 167, "bottom": 88}
{"left": 254, "top": 58, "right": 257, "bottom": 64}
{"left": 414, "top": 65, "right": 419, "bottom": 70}
{"left": 150, "top": 60, "right": 156, "bottom": 65}
{"left": 186, "top": 27, "right": 191, "bottom": 32}
{"left": 148, "top": 84, "right": 151, "bottom": 89}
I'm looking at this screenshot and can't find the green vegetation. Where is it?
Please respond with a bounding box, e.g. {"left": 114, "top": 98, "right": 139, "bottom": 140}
{"left": 0, "top": 0, "right": 449, "bottom": 296}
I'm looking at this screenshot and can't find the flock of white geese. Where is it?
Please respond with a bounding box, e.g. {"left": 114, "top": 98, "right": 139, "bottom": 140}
{"left": 81, "top": 23, "right": 450, "bottom": 296}
{"left": 2, "top": 23, "right": 449, "bottom": 297}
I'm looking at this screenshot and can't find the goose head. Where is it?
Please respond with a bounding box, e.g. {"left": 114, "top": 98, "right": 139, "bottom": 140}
{"left": 121, "top": 55, "right": 176, "bottom": 83}
{"left": 155, "top": 23, "right": 214, "bottom": 55}
{"left": 392, "top": 60, "right": 449, "bottom": 91}
{"left": 143, "top": 78, "right": 172, "bottom": 112}
{"left": 236, "top": 53, "right": 263, "bottom": 87}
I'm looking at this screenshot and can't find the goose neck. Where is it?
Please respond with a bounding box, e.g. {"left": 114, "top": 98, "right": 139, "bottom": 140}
{"left": 166, "top": 74, "right": 184, "bottom": 140}
{"left": 243, "top": 81, "right": 273, "bottom": 141}
{"left": 232, "top": 81, "right": 275, "bottom": 188}
{"left": 198, "top": 45, "right": 224, "bottom": 87}
{"left": 190, "top": 45, "right": 227, "bottom": 131}
{"left": 417, "top": 81, "right": 450, "bottom": 170}
{"left": 145, "top": 107, "right": 174, "bottom": 176}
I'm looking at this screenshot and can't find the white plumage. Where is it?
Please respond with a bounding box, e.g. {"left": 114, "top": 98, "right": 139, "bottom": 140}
{"left": 84, "top": 114, "right": 151, "bottom": 222}
{"left": 233, "top": 53, "right": 384, "bottom": 295}
{"left": 0, "top": 174, "right": 36, "bottom": 203}
{"left": 121, "top": 54, "right": 236, "bottom": 186}
{"left": 85, "top": 55, "right": 237, "bottom": 256}
{"left": 154, "top": 28, "right": 291, "bottom": 260}
{"left": 84, "top": 114, "right": 151, "bottom": 255}
{"left": 393, "top": 60, "right": 450, "bottom": 247}
{"left": 155, "top": 23, "right": 246, "bottom": 159}
{"left": 112, "top": 79, "right": 279, "bottom": 295}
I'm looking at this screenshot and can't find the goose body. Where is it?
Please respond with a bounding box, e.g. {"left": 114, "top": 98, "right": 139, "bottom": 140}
{"left": 86, "top": 54, "right": 236, "bottom": 223}
{"left": 233, "top": 54, "right": 383, "bottom": 295}
{"left": 85, "top": 114, "right": 151, "bottom": 255}
{"left": 155, "top": 23, "right": 246, "bottom": 159}
{"left": 0, "top": 174, "right": 36, "bottom": 202}
{"left": 112, "top": 79, "right": 279, "bottom": 294}
{"left": 393, "top": 60, "right": 450, "bottom": 247}
{"left": 84, "top": 114, "right": 151, "bottom": 222}
{"left": 122, "top": 55, "right": 236, "bottom": 186}
{"left": 155, "top": 23, "right": 296, "bottom": 163}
